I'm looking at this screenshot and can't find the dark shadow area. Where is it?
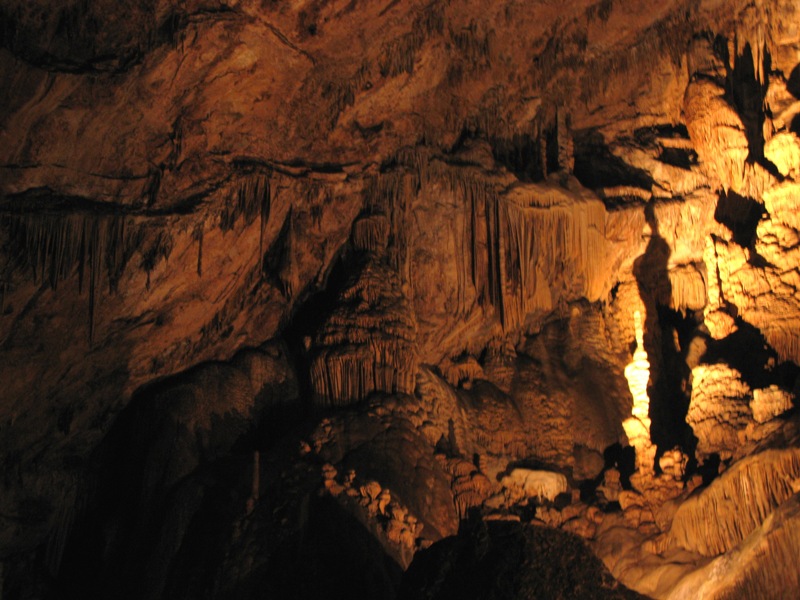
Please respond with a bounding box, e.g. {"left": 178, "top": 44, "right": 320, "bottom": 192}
{"left": 658, "top": 146, "right": 698, "bottom": 170}
{"left": 399, "top": 519, "right": 648, "bottom": 599}
{"left": 602, "top": 443, "right": 636, "bottom": 490}
{"left": 697, "top": 453, "right": 721, "bottom": 487}
{"left": 219, "top": 495, "right": 403, "bottom": 600}
{"left": 633, "top": 123, "right": 691, "bottom": 145}
{"left": 703, "top": 319, "right": 800, "bottom": 392}
{"left": 788, "top": 63, "right": 800, "bottom": 135}
{"left": 728, "top": 42, "right": 769, "bottom": 163}
{"left": 633, "top": 204, "right": 694, "bottom": 468}
{"left": 488, "top": 132, "right": 546, "bottom": 181}
{"left": 651, "top": 306, "right": 699, "bottom": 469}
{"left": 787, "top": 63, "right": 800, "bottom": 99}
{"left": 279, "top": 241, "right": 359, "bottom": 413}
{"left": 573, "top": 130, "right": 655, "bottom": 191}
{"left": 633, "top": 124, "right": 697, "bottom": 170}
{"left": 714, "top": 191, "right": 766, "bottom": 248}
{"left": 715, "top": 36, "right": 777, "bottom": 174}
{"left": 53, "top": 343, "right": 303, "bottom": 600}
{"left": 55, "top": 392, "right": 249, "bottom": 599}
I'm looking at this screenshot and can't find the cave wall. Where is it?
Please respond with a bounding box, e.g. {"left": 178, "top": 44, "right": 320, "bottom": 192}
{"left": 2, "top": 0, "right": 800, "bottom": 597}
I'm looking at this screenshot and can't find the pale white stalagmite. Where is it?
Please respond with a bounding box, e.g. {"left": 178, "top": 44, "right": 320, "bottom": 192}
{"left": 500, "top": 469, "right": 568, "bottom": 503}
{"left": 623, "top": 310, "right": 656, "bottom": 477}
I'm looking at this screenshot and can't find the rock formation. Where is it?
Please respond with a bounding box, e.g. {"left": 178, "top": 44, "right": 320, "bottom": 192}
{"left": 2, "top": 0, "right": 800, "bottom": 598}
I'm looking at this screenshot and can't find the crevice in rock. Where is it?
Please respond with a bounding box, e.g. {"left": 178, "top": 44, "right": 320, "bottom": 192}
{"left": 573, "top": 130, "right": 654, "bottom": 193}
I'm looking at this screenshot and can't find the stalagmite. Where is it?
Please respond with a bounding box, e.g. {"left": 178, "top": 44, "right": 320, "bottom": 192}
{"left": 500, "top": 469, "right": 568, "bottom": 503}
{"left": 623, "top": 310, "right": 656, "bottom": 479}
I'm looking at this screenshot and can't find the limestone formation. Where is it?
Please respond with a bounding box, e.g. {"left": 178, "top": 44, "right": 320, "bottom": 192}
{"left": 668, "top": 448, "right": 800, "bottom": 557}
{"left": 500, "top": 469, "right": 569, "bottom": 504}
{"left": 686, "top": 364, "right": 752, "bottom": 459}
{"left": 310, "top": 260, "right": 418, "bottom": 407}
{"left": 3, "top": 0, "right": 800, "bottom": 598}
{"left": 623, "top": 310, "right": 657, "bottom": 479}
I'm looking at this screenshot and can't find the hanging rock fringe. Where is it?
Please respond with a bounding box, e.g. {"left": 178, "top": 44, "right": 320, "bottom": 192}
{"left": 321, "top": 60, "right": 370, "bottom": 127}
{"left": 140, "top": 230, "right": 173, "bottom": 291}
{"left": 367, "top": 149, "right": 607, "bottom": 329}
{"left": 501, "top": 189, "right": 607, "bottom": 328}
{"left": 668, "top": 448, "right": 800, "bottom": 557}
{"left": 351, "top": 213, "right": 390, "bottom": 254}
{"left": 579, "top": 4, "right": 695, "bottom": 102}
{"left": 712, "top": 493, "right": 800, "bottom": 600}
{"left": 378, "top": 1, "right": 444, "bottom": 77}
{"left": 220, "top": 173, "right": 271, "bottom": 234}
{"left": 5, "top": 212, "right": 138, "bottom": 341}
{"left": 668, "top": 264, "right": 707, "bottom": 312}
{"left": 310, "top": 261, "right": 417, "bottom": 407}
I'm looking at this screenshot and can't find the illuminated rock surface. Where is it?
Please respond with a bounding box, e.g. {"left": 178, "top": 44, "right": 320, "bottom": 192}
{"left": 1, "top": 0, "right": 800, "bottom": 598}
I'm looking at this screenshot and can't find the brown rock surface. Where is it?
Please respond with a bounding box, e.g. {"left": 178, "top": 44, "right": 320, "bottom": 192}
{"left": 2, "top": 0, "right": 800, "bottom": 597}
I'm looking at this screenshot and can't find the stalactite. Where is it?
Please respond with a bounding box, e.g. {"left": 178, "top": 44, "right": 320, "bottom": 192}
{"left": 140, "top": 230, "right": 174, "bottom": 291}
{"left": 351, "top": 213, "right": 390, "bottom": 254}
{"left": 310, "top": 260, "right": 417, "bottom": 407}
{"left": 668, "top": 264, "right": 706, "bottom": 312}
{"left": 500, "top": 189, "right": 607, "bottom": 328}
{"left": 220, "top": 173, "right": 271, "bottom": 233}
{"left": 193, "top": 224, "right": 203, "bottom": 277}
{"left": 5, "top": 212, "right": 138, "bottom": 341}
{"left": 277, "top": 207, "right": 298, "bottom": 299}
{"left": 668, "top": 448, "right": 800, "bottom": 557}
{"left": 377, "top": 1, "right": 444, "bottom": 77}
{"left": 368, "top": 151, "right": 606, "bottom": 330}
